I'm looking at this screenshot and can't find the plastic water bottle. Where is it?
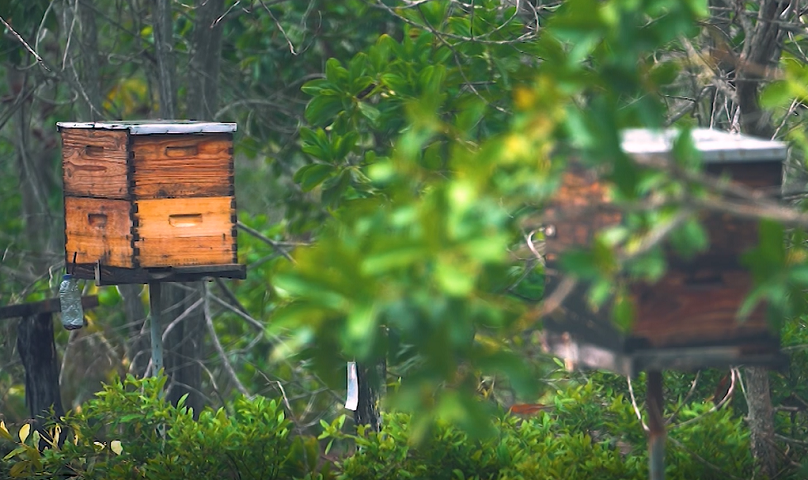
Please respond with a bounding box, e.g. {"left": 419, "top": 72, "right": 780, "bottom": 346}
{"left": 59, "top": 274, "right": 84, "bottom": 330}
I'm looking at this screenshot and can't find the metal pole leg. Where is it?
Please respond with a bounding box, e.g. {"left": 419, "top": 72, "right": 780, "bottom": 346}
{"left": 149, "top": 282, "right": 164, "bottom": 376}
{"left": 647, "top": 370, "right": 665, "bottom": 480}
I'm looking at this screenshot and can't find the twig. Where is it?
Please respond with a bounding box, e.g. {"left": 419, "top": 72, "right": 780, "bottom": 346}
{"left": 670, "top": 369, "right": 737, "bottom": 430}
{"left": 208, "top": 293, "right": 264, "bottom": 331}
{"left": 161, "top": 297, "right": 204, "bottom": 341}
{"left": 627, "top": 375, "right": 650, "bottom": 432}
{"left": 237, "top": 221, "right": 295, "bottom": 263}
{"left": 668, "top": 436, "right": 744, "bottom": 480}
{"left": 259, "top": 0, "right": 297, "bottom": 55}
{"left": 0, "top": 15, "right": 51, "bottom": 71}
{"left": 665, "top": 371, "right": 701, "bottom": 425}
{"left": 203, "top": 283, "right": 250, "bottom": 397}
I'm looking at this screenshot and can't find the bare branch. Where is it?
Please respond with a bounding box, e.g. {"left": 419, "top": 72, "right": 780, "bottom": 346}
{"left": 203, "top": 282, "right": 250, "bottom": 397}
{"left": 0, "top": 15, "right": 51, "bottom": 71}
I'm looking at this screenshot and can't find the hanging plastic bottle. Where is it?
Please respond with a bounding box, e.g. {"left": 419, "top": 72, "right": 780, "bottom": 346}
{"left": 59, "top": 273, "right": 84, "bottom": 330}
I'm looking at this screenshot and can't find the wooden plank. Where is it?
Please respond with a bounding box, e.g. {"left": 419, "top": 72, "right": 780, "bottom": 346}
{"left": 131, "top": 134, "right": 232, "bottom": 198}
{"left": 630, "top": 269, "right": 772, "bottom": 348}
{"left": 70, "top": 263, "right": 246, "bottom": 284}
{"left": 706, "top": 162, "right": 781, "bottom": 189}
{"left": 61, "top": 129, "right": 129, "bottom": 199}
{"left": 542, "top": 331, "right": 786, "bottom": 375}
{"left": 65, "top": 196, "right": 134, "bottom": 267}
{"left": 0, "top": 296, "right": 99, "bottom": 320}
{"left": 135, "top": 196, "right": 235, "bottom": 267}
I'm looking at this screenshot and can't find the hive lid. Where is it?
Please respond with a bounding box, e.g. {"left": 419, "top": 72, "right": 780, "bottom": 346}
{"left": 621, "top": 128, "right": 787, "bottom": 163}
{"left": 56, "top": 120, "right": 237, "bottom": 135}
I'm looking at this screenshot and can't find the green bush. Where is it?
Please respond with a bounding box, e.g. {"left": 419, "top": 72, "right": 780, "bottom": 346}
{"left": 0, "top": 375, "right": 329, "bottom": 479}
{"left": 326, "top": 380, "right": 753, "bottom": 480}
{"left": 0, "top": 373, "right": 760, "bottom": 479}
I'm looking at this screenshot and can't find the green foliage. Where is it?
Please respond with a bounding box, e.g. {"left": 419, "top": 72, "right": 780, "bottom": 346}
{"left": 0, "top": 375, "right": 329, "bottom": 479}
{"left": 317, "top": 380, "right": 752, "bottom": 480}
{"left": 276, "top": 0, "right": 714, "bottom": 428}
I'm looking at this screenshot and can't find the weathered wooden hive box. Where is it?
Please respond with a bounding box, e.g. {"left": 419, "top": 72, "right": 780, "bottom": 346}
{"left": 58, "top": 121, "right": 245, "bottom": 285}
{"left": 543, "top": 128, "right": 788, "bottom": 375}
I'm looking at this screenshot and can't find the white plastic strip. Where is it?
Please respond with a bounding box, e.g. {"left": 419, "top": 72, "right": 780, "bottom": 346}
{"left": 345, "top": 361, "right": 359, "bottom": 411}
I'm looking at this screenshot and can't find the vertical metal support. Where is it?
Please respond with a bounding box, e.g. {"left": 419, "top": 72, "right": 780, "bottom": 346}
{"left": 148, "top": 282, "right": 164, "bottom": 376}
{"left": 647, "top": 370, "right": 665, "bottom": 480}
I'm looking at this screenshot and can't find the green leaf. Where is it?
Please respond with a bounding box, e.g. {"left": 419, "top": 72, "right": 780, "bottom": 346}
{"left": 301, "top": 79, "right": 337, "bottom": 97}
{"left": 612, "top": 291, "right": 635, "bottom": 332}
{"left": 9, "top": 461, "right": 30, "bottom": 478}
{"left": 305, "top": 96, "right": 345, "bottom": 126}
{"left": 759, "top": 80, "right": 792, "bottom": 108}
{"left": 358, "top": 102, "right": 381, "bottom": 124}
{"left": 668, "top": 218, "right": 708, "bottom": 259}
{"left": 325, "top": 58, "right": 348, "bottom": 84}
{"left": 294, "top": 164, "right": 337, "bottom": 192}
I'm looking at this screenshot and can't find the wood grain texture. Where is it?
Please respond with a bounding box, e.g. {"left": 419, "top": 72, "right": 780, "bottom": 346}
{"left": 131, "top": 133, "right": 232, "bottom": 198}
{"left": 61, "top": 129, "right": 129, "bottom": 199}
{"left": 0, "top": 296, "right": 99, "bottom": 319}
{"left": 706, "top": 162, "right": 781, "bottom": 190}
{"left": 134, "top": 196, "right": 235, "bottom": 267}
{"left": 630, "top": 269, "right": 772, "bottom": 348}
{"left": 64, "top": 196, "right": 134, "bottom": 267}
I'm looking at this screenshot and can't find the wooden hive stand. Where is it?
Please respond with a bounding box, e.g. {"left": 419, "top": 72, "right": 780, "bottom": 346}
{"left": 58, "top": 120, "right": 246, "bottom": 378}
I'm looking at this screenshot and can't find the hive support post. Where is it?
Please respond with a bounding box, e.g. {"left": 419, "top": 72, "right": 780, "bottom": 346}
{"left": 647, "top": 370, "right": 665, "bottom": 480}
{"left": 17, "top": 313, "right": 65, "bottom": 438}
{"left": 354, "top": 360, "right": 386, "bottom": 433}
{"left": 148, "top": 282, "right": 164, "bottom": 377}
{"left": 0, "top": 296, "right": 98, "bottom": 442}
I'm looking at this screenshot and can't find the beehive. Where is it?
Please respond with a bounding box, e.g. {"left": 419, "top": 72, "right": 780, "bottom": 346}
{"left": 58, "top": 121, "right": 245, "bottom": 285}
{"left": 542, "top": 128, "right": 788, "bottom": 375}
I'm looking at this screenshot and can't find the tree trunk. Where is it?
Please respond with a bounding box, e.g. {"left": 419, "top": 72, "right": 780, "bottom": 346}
{"left": 746, "top": 367, "right": 777, "bottom": 478}
{"left": 117, "top": 285, "right": 150, "bottom": 377}
{"left": 153, "top": 0, "right": 177, "bottom": 118}
{"left": 734, "top": 2, "right": 790, "bottom": 476}
{"left": 187, "top": 0, "right": 223, "bottom": 120}
{"left": 76, "top": 0, "right": 102, "bottom": 120}
{"left": 354, "top": 360, "right": 385, "bottom": 433}
{"left": 17, "top": 314, "right": 64, "bottom": 433}
{"left": 736, "top": 0, "right": 789, "bottom": 138}
{"left": 8, "top": 67, "right": 57, "bottom": 275}
{"left": 163, "top": 283, "right": 205, "bottom": 415}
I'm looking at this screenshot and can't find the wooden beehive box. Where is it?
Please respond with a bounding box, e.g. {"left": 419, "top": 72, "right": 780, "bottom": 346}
{"left": 542, "top": 128, "right": 788, "bottom": 375}
{"left": 58, "top": 121, "right": 245, "bottom": 285}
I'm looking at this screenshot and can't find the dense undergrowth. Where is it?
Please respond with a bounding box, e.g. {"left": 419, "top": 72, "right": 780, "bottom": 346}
{"left": 0, "top": 374, "right": 770, "bottom": 480}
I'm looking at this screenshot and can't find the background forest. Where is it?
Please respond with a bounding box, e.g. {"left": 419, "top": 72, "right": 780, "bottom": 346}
{"left": 2, "top": 0, "right": 808, "bottom": 478}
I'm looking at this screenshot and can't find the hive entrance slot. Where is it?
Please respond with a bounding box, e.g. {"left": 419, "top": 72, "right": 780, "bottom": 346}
{"left": 169, "top": 213, "right": 202, "bottom": 227}
{"left": 684, "top": 273, "right": 724, "bottom": 289}
{"left": 84, "top": 145, "right": 105, "bottom": 156}
{"left": 165, "top": 145, "right": 199, "bottom": 157}
{"left": 87, "top": 213, "right": 107, "bottom": 227}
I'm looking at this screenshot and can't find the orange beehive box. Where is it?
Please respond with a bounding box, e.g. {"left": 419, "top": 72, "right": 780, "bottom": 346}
{"left": 58, "top": 121, "right": 245, "bottom": 285}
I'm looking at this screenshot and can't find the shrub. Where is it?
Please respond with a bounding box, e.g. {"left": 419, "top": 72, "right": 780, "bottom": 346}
{"left": 0, "top": 375, "right": 329, "bottom": 479}
{"left": 326, "top": 380, "right": 753, "bottom": 480}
